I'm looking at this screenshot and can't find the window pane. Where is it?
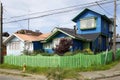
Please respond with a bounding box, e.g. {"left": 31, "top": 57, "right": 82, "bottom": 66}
{"left": 80, "top": 18, "right": 95, "bottom": 29}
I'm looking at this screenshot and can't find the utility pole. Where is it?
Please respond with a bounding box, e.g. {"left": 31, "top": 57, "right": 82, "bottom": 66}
{"left": 113, "top": 0, "right": 116, "bottom": 61}
{"left": 28, "top": 19, "right": 29, "bottom": 30}
{"left": 0, "top": 2, "right": 3, "bottom": 64}
{"left": 28, "top": 9, "right": 30, "bottom": 30}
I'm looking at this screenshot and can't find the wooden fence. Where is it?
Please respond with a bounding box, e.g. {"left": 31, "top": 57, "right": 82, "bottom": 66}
{"left": 4, "top": 49, "right": 120, "bottom": 68}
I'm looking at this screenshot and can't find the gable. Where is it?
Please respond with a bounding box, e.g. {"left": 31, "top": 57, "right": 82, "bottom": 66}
{"left": 44, "top": 31, "right": 69, "bottom": 42}
{"left": 3, "top": 34, "right": 24, "bottom": 45}
{"left": 10, "top": 36, "right": 21, "bottom": 42}
{"left": 72, "top": 9, "right": 101, "bottom": 22}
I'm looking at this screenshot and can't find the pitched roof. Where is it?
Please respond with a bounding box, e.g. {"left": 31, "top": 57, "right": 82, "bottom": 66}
{"left": 80, "top": 33, "right": 100, "bottom": 41}
{"left": 57, "top": 27, "right": 85, "bottom": 39}
{"left": 15, "top": 33, "right": 51, "bottom": 41}
{"left": 58, "top": 27, "right": 100, "bottom": 41}
{"left": 45, "top": 27, "right": 100, "bottom": 42}
{"left": 38, "top": 33, "right": 51, "bottom": 40}
{"left": 72, "top": 8, "right": 112, "bottom": 23}
{"left": 3, "top": 33, "right": 51, "bottom": 44}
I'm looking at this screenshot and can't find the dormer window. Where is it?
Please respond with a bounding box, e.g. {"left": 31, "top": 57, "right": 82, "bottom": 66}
{"left": 80, "top": 17, "right": 96, "bottom": 30}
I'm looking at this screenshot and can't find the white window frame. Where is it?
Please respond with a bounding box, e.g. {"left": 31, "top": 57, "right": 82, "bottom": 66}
{"left": 9, "top": 41, "right": 20, "bottom": 50}
{"left": 53, "top": 38, "right": 61, "bottom": 48}
{"left": 43, "top": 43, "right": 52, "bottom": 49}
{"left": 80, "top": 17, "right": 96, "bottom": 30}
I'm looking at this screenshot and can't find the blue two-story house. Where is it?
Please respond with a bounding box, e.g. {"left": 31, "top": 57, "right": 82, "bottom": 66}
{"left": 43, "top": 8, "right": 113, "bottom": 53}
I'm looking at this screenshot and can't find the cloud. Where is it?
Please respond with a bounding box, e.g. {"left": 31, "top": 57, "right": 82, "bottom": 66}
{"left": 1, "top": 0, "right": 120, "bottom": 34}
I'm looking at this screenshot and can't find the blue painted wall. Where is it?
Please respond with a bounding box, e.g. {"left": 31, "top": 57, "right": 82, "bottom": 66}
{"left": 44, "top": 32, "right": 68, "bottom": 53}
{"left": 33, "top": 41, "right": 43, "bottom": 51}
{"left": 76, "top": 11, "right": 101, "bottom": 34}
{"left": 44, "top": 32, "right": 84, "bottom": 53}
{"left": 101, "top": 19, "right": 109, "bottom": 36}
{"left": 72, "top": 39, "right": 83, "bottom": 51}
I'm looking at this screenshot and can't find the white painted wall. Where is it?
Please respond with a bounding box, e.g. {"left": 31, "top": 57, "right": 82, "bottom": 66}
{"left": 6, "top": 36, "right": 33, "bottom": 56}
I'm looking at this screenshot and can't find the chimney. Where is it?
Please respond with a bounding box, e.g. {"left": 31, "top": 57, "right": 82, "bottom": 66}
{"left": 74, "top": 25, "right": 77, "bottom": 35}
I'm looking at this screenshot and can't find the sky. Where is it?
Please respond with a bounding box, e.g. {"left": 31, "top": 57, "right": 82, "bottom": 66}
{"left": 1, "top": 0, "right": 120, "bottom": 34}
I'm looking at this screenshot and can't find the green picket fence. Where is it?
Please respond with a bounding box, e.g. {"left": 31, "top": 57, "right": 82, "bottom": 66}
{"left": 4, "top": 49, "right": 120, "bottom": 68}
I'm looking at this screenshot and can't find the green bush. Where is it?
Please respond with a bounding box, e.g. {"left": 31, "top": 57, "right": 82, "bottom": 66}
{"left": 83, "top": 48, "right": 94, "bottom": 55}
{"left": 64, "top": 52, "right": 73, "bottom": 56}
{"left": 22, "top": 50, "right": 32, "bottom": 55}
{"left": 41, "top": 53, "right": 54, "bottom": 56}
{"left": 73, "top": 50, "right": 83, "bottom": 54}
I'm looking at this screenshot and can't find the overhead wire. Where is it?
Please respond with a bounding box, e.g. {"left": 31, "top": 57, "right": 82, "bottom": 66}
{"left": 3, "top": 0, "right": 120, "bottom": 24}
{"left": 96, "top": 1, "right": 120, "bottom": 26}
{"left": 3, "top": 8, "right": 25, "bottom": 29}
{"left": 3, "top": 0, "right": 108, "bottom": 19}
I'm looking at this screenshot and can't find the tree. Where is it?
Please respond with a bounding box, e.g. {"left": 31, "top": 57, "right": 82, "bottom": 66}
{"left": 54, "top": 38, "right": 72, "bottom": 56}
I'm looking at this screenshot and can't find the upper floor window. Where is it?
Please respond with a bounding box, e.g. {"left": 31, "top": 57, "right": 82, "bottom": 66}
{"left": 80, "top": 17, "right": 96, "bottom": 30}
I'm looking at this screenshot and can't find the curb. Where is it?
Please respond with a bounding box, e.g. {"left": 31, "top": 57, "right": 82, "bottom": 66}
{"left": 88, "top": 73, "right": 120, "bottom": 80}
{"left": 0, "top": 69, "right": 31, "bottom": 77}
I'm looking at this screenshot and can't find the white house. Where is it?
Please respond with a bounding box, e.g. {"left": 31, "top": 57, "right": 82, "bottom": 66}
{"left": 3, "top": 33, "right": 50, "bottom": 55}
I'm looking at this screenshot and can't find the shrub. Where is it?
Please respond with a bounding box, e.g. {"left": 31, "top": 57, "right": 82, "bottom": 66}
{"left": 83, "top": 48, "right": 94, "bottom": 55}
{"left": 64, "top": 52, "right": 73, "bottom": 56}
{"left": 73, "top": 50, "right": 83, "bottom": 54}
{"left": 41, "top": 53, "right": 54, "bottom": 56}
{"left": 22, "top": 50, "right": 32, "bottom": 55}
{"left": 54, "top": 38, "right": 72, "bottom": 56}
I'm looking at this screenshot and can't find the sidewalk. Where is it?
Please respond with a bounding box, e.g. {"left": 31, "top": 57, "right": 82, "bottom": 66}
{"left": 0, "top": 63, "right": 120, "bottom": 80}
{"left": 79, "top": 62, "right": 120, "bottom": 80}
{"left": 0, "top": 69, "right": 47, "bottom": 80}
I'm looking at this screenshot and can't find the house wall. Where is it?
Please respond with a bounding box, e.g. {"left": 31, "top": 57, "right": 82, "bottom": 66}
{"left": 76, "top": 11, "right": 101, "bottom": 34}
{"left": 44, "top": 32, "right": 68, "bottom": 53}
{"left": 33, "top": 41, "right": 43, "bottom": 51}
{"left": 44, "top": 32, "right": 84, "bottom": 53}
{"left": 6, "top": 36, "right": 34, "bottom": 55}
{"left": 6, "top": 37, "right": 24, "bottom": 55}
{"left": 91, "top": 35, "right": 108, "bottom": 53}
{"left": 72, "top": 39, "right": 83, "bottom": 51}
{"left": 101, "top": 19, "right": 109, "bottom": 36}
{"left": 24, "top": 42, "right": 33, "bottom": 52}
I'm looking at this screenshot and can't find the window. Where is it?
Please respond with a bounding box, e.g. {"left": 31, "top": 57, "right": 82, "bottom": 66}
{"left": 80, "top": 17, "right": 96, "bottom": 30}
{"left": 25, "top": 42, "right": 32, "bottom": 50}
{"left": 43, "top": 43, "right": 52, "bottom": 49}
{"left": 9, "top": 41, "right": 20, "bottom": 50}
{"left": 53, "top": 38, "right": 61, "bottom": 48}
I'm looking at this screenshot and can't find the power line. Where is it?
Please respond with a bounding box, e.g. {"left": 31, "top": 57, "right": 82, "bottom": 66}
{"left": 96, "top": 1, "right": 120, "bottom": 25}
{"left": 3, "top": 0, "right": 107, "bottom": 19}
{"left": 96, "top": 1, "right": 113, "bottom": 16}
{"left": 4, "top": 0, "right": 118, "bottom": 19}
{"left": 3, "top": 0, "right": 120, "bottom": 24}
{"left": 3, "top": 8, "right": 25, "bottom": 28}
